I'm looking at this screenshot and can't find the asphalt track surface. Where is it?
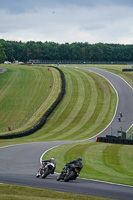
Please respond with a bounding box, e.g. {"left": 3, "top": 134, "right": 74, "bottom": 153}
{"left": 0, "top": 67, "right": 133, "bottom": 200}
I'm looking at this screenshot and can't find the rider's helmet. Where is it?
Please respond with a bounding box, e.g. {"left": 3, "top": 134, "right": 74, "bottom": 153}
{"left": 77, "top": 157, "right": 82, "bottom": 161}
{"left": 50, "top": 157, "right": 55, "bottom": 162}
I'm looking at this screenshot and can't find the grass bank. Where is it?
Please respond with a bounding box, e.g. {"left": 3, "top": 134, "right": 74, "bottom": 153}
{"left": 0, "top": 64, "right": 61, "bottom": 134}
{"left": 0, "top": 184, "right": 111, "bottom": 200}
{"left": 76, "top": 64, "right": 133, "bottom": 88}
{"left": 43, "top": 142, "right": 133, "bottom": 186}
{"left": 0, "top": 65, "right": 117, "bottom": 145}
{"left": 0, "top": 64, "right": 132, "bottom": 198}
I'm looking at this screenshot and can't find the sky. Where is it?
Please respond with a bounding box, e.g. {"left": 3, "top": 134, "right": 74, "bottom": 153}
{"left": 0, "top": 0, "right": 133, "bottom": 44}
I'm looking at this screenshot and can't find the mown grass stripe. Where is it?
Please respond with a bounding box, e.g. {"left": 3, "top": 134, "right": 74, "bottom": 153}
{"left": 37, "top": 70, "right": 77, "bottom": 138}
{"left": 79, "top": 74, "right": 111, "bottom": 136}
{"left": 62, "top": 71, "right": 114, "bottom": 140}
{"left": 76, "top": 74, "right": 116, "bottom": 139}
{"left": 120, "top": 145, "right": 133, "bottom": 175}
{"left": 51, "top": 71, "right": 86, "bottom": 139}
{"left": 56, "top": 69, "right": 97, "bottom": 140}
{"left": 42, "top": 69, "right": 85, "bottom": 139}
{"left": 43, "top": 68, "right": 98, "bottom": 140}
{"left": 0, "top": 69, "right": 18, "bottom": 104}
{"left": 26, "top": 66, "right": 116, "bottom": 141}
{"left": 0, "top": 64, "right": 117, "bottom": 141}
{"left": 43, "top": 141, "right": 133, "bottom": 186}
{"left": 0, "top": 65, "right": 58, "bottom": 134}
{"left": 24, "top": 67, "right": 61, "bottom": 127}
{"left": 40, "top": 68, "right": 98, "bottom": 140}
{"left": 0, "top": 184, "right": 111, "bottom": 200}
{"left": 24, "top": 68, "right": 76, "bottom": 140}
{"left": 103, "top": 144, "right": 133, "bottom": 176}
{"left": 37, "top": 70, "right": 73, "bottom": 133}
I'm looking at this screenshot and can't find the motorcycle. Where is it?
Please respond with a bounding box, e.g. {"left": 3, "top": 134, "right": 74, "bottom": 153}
{"left": 36, "top": 162, "right": 55, "bottom": 178}
{"left": 57, "top": 164, "right": 80, "bottom": 182}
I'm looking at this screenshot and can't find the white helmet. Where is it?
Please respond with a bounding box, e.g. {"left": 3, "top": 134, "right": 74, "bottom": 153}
{"left": 50, "top": 157, "right": 55, "bottom": 162}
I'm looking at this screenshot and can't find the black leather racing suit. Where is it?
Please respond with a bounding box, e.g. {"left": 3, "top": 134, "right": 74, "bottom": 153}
{"left": 67, "top": 158, "right": 83, "bottom": 172}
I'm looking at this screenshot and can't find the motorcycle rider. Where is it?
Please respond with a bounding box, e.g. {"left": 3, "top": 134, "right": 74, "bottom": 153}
{"left": 43, "top": 157, "right": 56, "bottom": 174}
{"left": 36, "top": 157, "right": 56, "bottom": 177}
{"left": 66, "top": 157, "right": 83, "bottom": 172}
{"left": 57, "top": 157, "right": 83, "bottom": 181}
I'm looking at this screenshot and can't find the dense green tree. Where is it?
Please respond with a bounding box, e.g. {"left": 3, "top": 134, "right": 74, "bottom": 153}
{"left": 1, "top": 39, "right": 133, "bottom": 62}
{"left": 0, "top": 43, "right": 7, "bottom": 63}
{"left": 4, "top": 42, "right": 14, "bottom": 61}
{"left": 70, "top": 43, "right": 81, "bottom": 60}
{"left": 59, "top": 43, "right": 71, "bottom": 60}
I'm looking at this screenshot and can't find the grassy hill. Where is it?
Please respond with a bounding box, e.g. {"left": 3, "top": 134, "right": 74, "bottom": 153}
{"left": 0, "top": 64, "right": 117, "bottom": 143}
{"left": 0, "top": 64, "right": 133, "bottom": 188}
{"left": 44, "top": 141, "right": 133, "bottom": 186}
{"left": 0, "top": 64, "right": 61, "bottom": 134}
{"left": 0, "top": 63, "right": 133, "bottom": 200}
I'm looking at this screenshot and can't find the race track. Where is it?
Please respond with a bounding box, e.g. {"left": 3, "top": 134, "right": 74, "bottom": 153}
{"left": 0, "top": 67, "right": 133, "bottom": 200}
{"left": 86, "top": 68, "right": 133, "bottom": 140}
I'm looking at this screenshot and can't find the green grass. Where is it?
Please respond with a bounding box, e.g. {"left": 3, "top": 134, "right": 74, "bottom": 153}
{"left": 0, "top": 184, "right": 111, "bottom": 200}
{"left": 0, "top": 64, "right": 61, "bottom": 134}
{"left": 75, "top": 64, "right": 133, "bottom": 88}
{"left": 0, "top": 65, "right": 117, "bottom": 144}
{"left": 76, "top": 64, "right": 133, "bottom": 135}
{"left": 0, "top": 64, "right": 133, "bottom": 198}
{"left": 9, "top": 66, "right": 115, "bottom": 142}
{"left": 43, "top": 141, "right": 133, "bottom": 186}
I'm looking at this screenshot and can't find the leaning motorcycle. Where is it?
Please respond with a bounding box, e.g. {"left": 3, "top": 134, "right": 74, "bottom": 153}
{"left": 36, "top": 162, "right": 55, "bottom": 178}
{"left": 57, "top": 164, "right": 80, "bottom": 182}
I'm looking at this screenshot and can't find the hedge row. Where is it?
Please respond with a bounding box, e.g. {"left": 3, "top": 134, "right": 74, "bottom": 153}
{"left": 122, "top": 68, "right": 133, "bottom": 72}
{"left": 96, "top": 135, "right": 133, "bottom": 145}
{"left": 0, "top": 66, "right": 65, "bottom": 139}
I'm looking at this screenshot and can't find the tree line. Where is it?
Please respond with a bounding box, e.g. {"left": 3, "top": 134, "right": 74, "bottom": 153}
{"left": 0, "top": 39, "right": 133, "bottom": 63}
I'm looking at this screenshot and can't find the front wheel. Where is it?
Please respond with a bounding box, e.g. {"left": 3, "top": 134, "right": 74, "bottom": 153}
{"left": 36, "top": 174, "right": 40, "bottom": 178}
{"left": 41, "top": 168, "right": 50, "bottom": 178}
{"left": 57, "top": 173, "right": 64, "bottom": 181}
{"left": 64, "top": 171, "right": 76, "bottom": 182}
{"left": 57, "top": 176, "right": 61, "bottom": 181}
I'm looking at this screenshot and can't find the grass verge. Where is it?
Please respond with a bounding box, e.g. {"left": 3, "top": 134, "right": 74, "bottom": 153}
{"left": 0, "top": 64, "right": 61, "bottom": 134}
{"left": 43, "top": 142, "right": 133, "bottom": 186}
{"left": 9, "top": 66, "right": 116, "bottom": 142}
{"left": 0, "top": 65, "right": 116, "bottom": 145}
{"left": 0, "top": 184, "right": 111, "bottom": 200}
